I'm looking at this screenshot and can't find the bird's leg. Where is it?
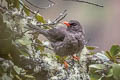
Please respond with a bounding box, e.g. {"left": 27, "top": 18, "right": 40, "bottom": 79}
{"left": 64, "top": 61, "right": 69, "bottom": 69}
{"left": 63, "top": 55, "right": 80, "bottom": 69}
{"left": 72, "top": 55, "right": 80, "bottom": 61}
{"left": 56, "top": 56, "right": 69, "bottom": 69}
{"left": 64, "top": 55, "right": 80, "bottom": 69}
{"left": 62, "top": 57, "right": 69, "bottom": 69}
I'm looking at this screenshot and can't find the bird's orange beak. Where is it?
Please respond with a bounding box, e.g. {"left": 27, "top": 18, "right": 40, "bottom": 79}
{"left": 63, "top": 21, "right": 70, "bottom": 27}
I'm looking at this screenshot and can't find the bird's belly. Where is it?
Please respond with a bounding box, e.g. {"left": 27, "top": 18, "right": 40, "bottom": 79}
{"left": 51, "top": 33, "right": 84, "bottom": 57}
{"left": 52, "top": 41, "right": 81, "bottom": 57}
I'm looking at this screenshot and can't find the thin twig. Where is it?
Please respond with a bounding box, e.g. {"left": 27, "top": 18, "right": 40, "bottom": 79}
{"left": 36, "top": 9, "right": 67, "bottom": 27}
{"left": 25, "top": 0, "right": 55, "bottom": 9}
{"left": 19, "top": 0, "right": 35, "bottom": 14}
{"left": 52, "top": 9, "right": 67, "bottom": 24}
{"left": 64, "top": 0, "right": 104, "bottom": 7}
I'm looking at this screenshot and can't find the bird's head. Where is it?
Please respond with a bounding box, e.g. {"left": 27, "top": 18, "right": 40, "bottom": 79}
{"left": 63, "top": 20, "right": 83, "bottom": 32}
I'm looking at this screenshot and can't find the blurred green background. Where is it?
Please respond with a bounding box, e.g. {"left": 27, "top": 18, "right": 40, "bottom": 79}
{"left": 24, "top": 0, "right": 120, "bottom": 51}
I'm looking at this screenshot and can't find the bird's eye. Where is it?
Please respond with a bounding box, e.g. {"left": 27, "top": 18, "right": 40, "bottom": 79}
{"left": 71, "top": 23, "right": 77, "bottom": 26}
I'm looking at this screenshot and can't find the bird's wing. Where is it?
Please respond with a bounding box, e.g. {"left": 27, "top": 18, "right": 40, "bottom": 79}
{"left": 74, "top": 32, "right": 85, "bottom": 50}
{"left": 47, "top": 27, "right": 66, "bottom": 42}
{"left": 52, "top": 33, "right": 80, "bottom": 56}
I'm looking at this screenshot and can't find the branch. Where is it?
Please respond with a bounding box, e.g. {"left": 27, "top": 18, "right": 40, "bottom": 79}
{"left": 24, "top": 0, "right": 55, "bottom": 9}
{"left": 64, "top": 0, "right": 104, "bottom": 7}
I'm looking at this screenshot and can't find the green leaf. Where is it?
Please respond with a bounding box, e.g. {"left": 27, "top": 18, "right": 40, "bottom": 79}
{"left": 86, "top": 46, "right": 96, "bottom": 50}
{"left": 35, "top": 13, "right": 45, "bottom": 23}
{"left": 23, "top": 6, "right": 30, "bottom": 16}
{"left": 19, "top": 50, "right": 30, "bottom": 57}
{"left": 35, "top": 39, "right": 45, "bottom": 52}
{"left": 36, "top": 45, "right": 45, "bottom": 52}
{"left": 89, "top": 52, "right": 96, "bottom": 55}
{"left": 36, "top": 39, "right": 42, "bottom": 44}
{"left": 110, "top": 45, "right": 120, "bottom": 56}
{"left": 13, "top": 66, "right": 22, "bottom": 75}
{"left": 15, "top": 75, "right": 22, "bottom": 80}
{"left": 24, "top": 75, "right": 35, "bottom": 79}
{"left": 112, "top": 63, "right": 120, "bottom": 80}
{"left": 106, "top": 68, "right": 113, "bottom": 77}
{"left": 89, "top": 64, "right": 106, "bottom": 70}
{"left": 105, "top": 51, "right": 113, "bottom": 60}
{"left": 1, "top": 73, "right": 12, "bottom": 80}
{"left": 55, "top": 55, "right": 62, "bottom": 60}
{"left": 98, "top": 76, "right": 104, "bottom": 80}
{"left": 89, "top": 64, "right": 105, "bottom": 80}
{"left": 90, "top": 74, "right": 101, "bottom": 80}
{"left": 16, "top": 36, "right": 32, "bottom": 46}
{"left": 55, "top": 55, "right": 66, "bottom": 63}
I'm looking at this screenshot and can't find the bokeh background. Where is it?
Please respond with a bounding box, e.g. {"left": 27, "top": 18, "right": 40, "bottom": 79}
{"left": 25, "top": 0, "right": 120, "bottom": 51}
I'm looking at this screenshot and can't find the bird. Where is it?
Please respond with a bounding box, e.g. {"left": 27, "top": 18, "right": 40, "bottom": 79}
{"left": 50, "top": 20, "right": 85, "bottom": 57}
{"left": 29, "top": 20, "right": 85, "bottom": 68}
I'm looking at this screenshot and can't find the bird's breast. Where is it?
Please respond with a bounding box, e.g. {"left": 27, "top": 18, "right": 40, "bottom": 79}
{"left": 52, "top": 33, "right": 84, "bottom": 56}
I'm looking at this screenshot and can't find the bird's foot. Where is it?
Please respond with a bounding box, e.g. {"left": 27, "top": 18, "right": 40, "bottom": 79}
{"left": 72, "top": 55, "right": 80, "bottom": 61}
{"left": 64, "top": 61, "right": 69, "bottom": 69}
{"left": 63, "top": 56, "right": 79, "bottom": 69}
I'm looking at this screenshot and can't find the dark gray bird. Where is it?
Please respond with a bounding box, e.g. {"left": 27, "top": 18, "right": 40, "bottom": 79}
{"left": 36, "top": 20, "right": 85, "bottom": 57}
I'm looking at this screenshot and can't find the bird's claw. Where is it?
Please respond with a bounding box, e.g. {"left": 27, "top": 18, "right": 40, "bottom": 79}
{"left": 64, "top": 61, "right": 69, "bottom": 69}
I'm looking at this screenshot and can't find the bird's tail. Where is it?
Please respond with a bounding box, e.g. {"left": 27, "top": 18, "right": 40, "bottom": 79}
{"left": 27, "top": 24, "right": 48, "bottom": 36}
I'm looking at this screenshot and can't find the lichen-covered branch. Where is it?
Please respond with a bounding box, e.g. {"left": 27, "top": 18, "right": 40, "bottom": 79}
{"left": 0, "top": 7, "right": 90, "bottom": 80}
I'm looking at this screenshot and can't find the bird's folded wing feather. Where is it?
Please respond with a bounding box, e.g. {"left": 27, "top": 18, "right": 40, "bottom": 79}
{"left": 47, "top": 27, "right": 67, "bottom": 42}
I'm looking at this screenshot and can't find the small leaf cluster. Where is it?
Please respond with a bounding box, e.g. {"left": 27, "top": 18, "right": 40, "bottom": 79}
{"left": 88, "top": 45, "right": 120, "bottom": 80}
